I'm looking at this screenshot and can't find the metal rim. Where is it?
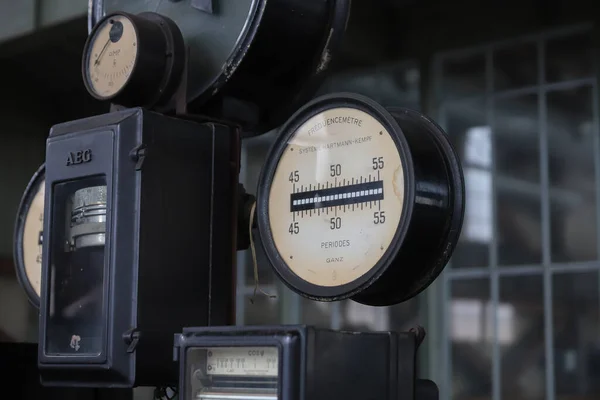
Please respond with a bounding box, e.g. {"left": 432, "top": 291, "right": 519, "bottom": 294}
{"left": 13, "top": 163, "right": 45, "bottom": 309}
{"left": 256, "top": 92, "right": 416, "bottom": 301}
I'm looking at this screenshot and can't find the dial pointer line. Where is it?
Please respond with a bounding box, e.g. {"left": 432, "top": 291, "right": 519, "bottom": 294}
{"left": 94, "top": 38, "right": 111, "bottom": 66}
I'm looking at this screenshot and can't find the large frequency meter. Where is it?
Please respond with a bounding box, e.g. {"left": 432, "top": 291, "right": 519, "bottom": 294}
{"left": 255, "top": 93, "right": 464, "bottom": 306}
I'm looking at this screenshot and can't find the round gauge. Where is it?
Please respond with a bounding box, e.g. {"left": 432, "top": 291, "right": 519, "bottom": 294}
{"left": 256, "top": 93, "right": 465, "bottom": 306}
{"left": 13, "top": 164, "right": 45, "bottom": 308}
{"left": 89, "top": 0, "right": 349, "bottom": 135}
{"left": 82, "top": 12, "right": 184, "bottom": 108}
{"left": 84, "top": 14, "right": 137, "bottom": 99}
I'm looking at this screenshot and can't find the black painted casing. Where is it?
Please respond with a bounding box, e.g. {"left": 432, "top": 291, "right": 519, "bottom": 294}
{"left": 39, "top": 108, "right": 238, "bottom": 387}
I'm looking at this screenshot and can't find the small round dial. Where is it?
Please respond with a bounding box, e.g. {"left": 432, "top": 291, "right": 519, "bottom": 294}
{"left": 84, "top": 14, "right": 138, "bottom": 99}
{"left": 82, "top": 12, "right": 184, "bottom": 108}
{"left": 257, "top": 93, "right": 465, "bottom": 306}
{"left": 14, "top": 164, "right": 45, "bottom": 308}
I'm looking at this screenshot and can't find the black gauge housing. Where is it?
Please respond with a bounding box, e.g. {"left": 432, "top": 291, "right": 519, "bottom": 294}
{"left": 13, "top": 163, "right": 45, "bottom": 309}
{"left": 174, "top": 325, "right": 436, "bottom": 400}
{"left": 82, "top": 12, "right": 185, "bottom": 109}
{"left": 39, "top": 108, "right": 238, "bottom": 387}
{"left": 256, "top": 93, "right": 465, "bottom": 306}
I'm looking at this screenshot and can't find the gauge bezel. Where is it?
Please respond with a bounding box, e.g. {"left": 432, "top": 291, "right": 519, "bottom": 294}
{"left": 256, "top": 93, "right": 415, "bottom": 301}
{"left": 13, "top": 163, "right": 45, "bottom": 309}
{"left": 82, "top": 12, "right": 140, "bottom": 102}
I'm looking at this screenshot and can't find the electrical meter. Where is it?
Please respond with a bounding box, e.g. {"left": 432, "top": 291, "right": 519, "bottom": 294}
{"left": 37, "top": 109, "right": 239, "bottom": 387}
{"left": 256, "top": 93, "right": 465, "bottom": 306}
{"left": 14, "top": 164, "right": 45, "bottom": 309}
{"left": 174, "top": 326, "right": 439, "bottom": 400}
{"left": 87, "top": 0, "right": 349, "bottom": 135}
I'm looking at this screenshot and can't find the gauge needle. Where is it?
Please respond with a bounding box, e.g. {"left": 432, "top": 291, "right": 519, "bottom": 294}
{"left": 94, "top": 38, "right": 111, "bottom": 66}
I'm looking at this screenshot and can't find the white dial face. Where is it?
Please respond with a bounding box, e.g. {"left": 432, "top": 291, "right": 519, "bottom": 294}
{"left": 205, "top": 347, "right": 278, "bottom": 377}
{"left": 268, "top": 107, "right": 406, "bottom": 287}
{"left": 86, "top": 14, "right": 138, "bottom": 98}
{"left": 22, "top": 180, "right": 44, "bottom": 298}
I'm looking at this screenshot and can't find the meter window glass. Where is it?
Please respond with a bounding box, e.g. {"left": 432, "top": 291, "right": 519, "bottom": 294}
{"left": 186, "top": 346, "right": 279, "bottom": 400}
{"left": 45, "top": 176, "right": 108, "bottom": 356}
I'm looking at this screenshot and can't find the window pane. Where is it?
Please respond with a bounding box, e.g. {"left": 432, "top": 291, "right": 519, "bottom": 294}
{"left": 494, "top": 43, "right": 538, "bottom": 91}
{"left": 441, "top": 53, "right": 486, "bottom": 99}
{"left": 500, "top": 275, "right": 546, "bottom": 400}
{"left": 547, "top": 86, "right": 597, "bottom": 263}
{"left": 545, "top": 32, "right": 594, "bottom": 83}
{"left": 445, "top": 102, "right": 491, "bottom": 268}
{"left": 451, "top": 279, "right": 492, "bottom": 400}
{"left": 552, "top": 271, "right": 600, "bottom": 400}
{"left": 495, "top": 94, "right": 542, "bottom": 266}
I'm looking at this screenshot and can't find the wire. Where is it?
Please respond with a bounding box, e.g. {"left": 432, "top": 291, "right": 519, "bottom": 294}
{"left": 249, "top": 201, "right": 276, "bottom": 304}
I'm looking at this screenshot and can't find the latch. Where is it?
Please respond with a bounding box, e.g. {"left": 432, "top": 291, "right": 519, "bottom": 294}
{"left": 123, "top": 328, "right": 141, "bottom": 353}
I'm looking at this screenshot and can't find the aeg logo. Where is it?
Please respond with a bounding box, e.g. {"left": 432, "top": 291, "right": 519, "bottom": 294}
{"left": 66, "top": 149, "right": 93, "bottom": 166}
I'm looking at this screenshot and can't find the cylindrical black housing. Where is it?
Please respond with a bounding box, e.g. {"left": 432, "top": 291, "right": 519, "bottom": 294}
{"left": 352, "top": 106, "right": 465, "bottom": 306}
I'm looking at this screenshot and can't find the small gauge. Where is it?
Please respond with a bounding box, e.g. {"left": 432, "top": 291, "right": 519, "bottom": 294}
{"left": 82, "top": 12, "right": 184, "bottom": 108}
{"left": 13, "top": 164, "right": 45, "bottom": 308}
{"left": 256, "top": 93, "right": 465, "bottom": 306}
